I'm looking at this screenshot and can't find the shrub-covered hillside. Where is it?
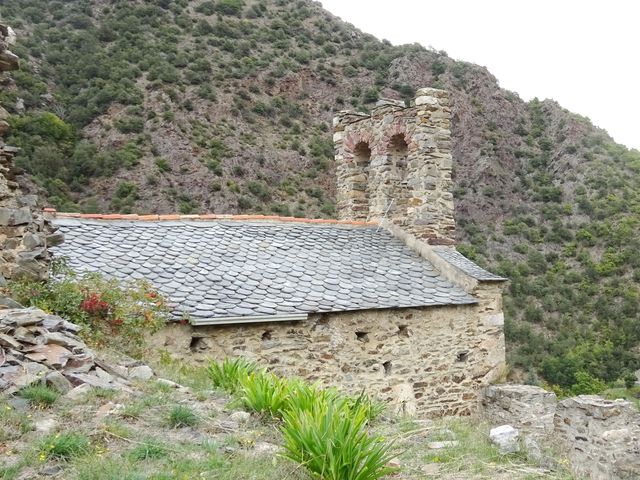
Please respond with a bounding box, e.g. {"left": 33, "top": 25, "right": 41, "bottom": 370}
{"left": 1, "top": 0, "right": 639, "bottom": 395}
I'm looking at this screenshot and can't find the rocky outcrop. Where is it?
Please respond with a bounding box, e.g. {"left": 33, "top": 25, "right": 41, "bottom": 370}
{"left": 0, "top": 23, "right": 18, "bottom": 73}
{"left": 482, "top": 384, "right": 640, "bottom": 480}
{"left": 0, "top": 307, "right": 153, "bottom": 394}
{"left": 0, "top": 23, "right": 60, "bottom": 282}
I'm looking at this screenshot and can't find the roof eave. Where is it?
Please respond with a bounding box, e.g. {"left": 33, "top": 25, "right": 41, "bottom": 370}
{"left": 190, "top": 313, "right": 308, "bottom": 326}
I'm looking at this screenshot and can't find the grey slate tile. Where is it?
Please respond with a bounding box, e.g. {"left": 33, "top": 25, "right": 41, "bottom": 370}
{"left": 51, "top": 219, "right": 484, "bottom": 322}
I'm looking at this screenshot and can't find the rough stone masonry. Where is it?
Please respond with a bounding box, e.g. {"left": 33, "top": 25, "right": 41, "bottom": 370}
{"left": 0, "top": 23, "right": 60, "bottom": 282}
{"left": 483, "top": 384, "right": 640, "bottom": 480}
{"left": 334, "top": 89, "right": 456, "bottom": 245}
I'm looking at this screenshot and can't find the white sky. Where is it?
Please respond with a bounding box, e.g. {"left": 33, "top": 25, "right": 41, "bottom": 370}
{"left": 320, "top": 0, "right": 640, "bottom": 150}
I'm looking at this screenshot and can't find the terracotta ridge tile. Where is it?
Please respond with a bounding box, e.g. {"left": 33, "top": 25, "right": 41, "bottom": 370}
{"left": 47, "top": 210, "right": 378, "bottom": 227}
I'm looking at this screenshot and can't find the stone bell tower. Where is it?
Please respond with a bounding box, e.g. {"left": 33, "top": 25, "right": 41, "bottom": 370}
{"left": 333, "top": 88, "right": 456, "bottom": 245}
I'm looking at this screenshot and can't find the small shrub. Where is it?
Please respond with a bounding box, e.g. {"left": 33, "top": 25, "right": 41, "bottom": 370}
{"left": 155, "top": 158, "right": 171, "bottom": 172}
{"left": 214, "top": 0, "right": 244, "bottom": 16}
{"left": 115, "top": 182, "right": 138, "bottom": 199}
{"left": 9, "top": 266, "right": 169, "bottom": 353}
{"left": 19, "top": 385, "right": 60, "bottom": 407}
{"left": 115, "top": 117, "right": 144, "bottom": 134}
{"left": 167, "top": 405, "right": 198, "bottom": 428}
{"left": 39, "top": 432, "right": 90, "bottom": 460}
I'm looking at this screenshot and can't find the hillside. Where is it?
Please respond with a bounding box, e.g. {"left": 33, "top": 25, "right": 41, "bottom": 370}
{"left": 1, "top": 0, "right": 639, "bottom": 394}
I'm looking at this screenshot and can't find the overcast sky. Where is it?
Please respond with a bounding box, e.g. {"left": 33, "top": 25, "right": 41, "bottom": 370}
{"left": 320, "top": 0, "right": 639, "bottom": 150}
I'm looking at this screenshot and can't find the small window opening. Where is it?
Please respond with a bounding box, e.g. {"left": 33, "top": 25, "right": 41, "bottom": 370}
{"left": 397, "top": 325, "right": 409, "bottom": 337}
{"left": 353, "top": 141, "right": 371, "bottom": 165}
{"left": 388, "top": 134, "right": 408, "bottom": 170}
{"left": 261, "top": 330, "right": 272, "bottom": 341}
{"left": 189, "top": 336, "right": 204, "bottom": 352}
{"left": 387, "top": 134, "right": 409, "bottom": 211}
{"left": 456, "top": 350, "right": 469, "bottom": 362}
{"left": 355, "top": 331, "right": 369, "bottom": 343}
{"left": 383, "top": 361, "right": 392, "bottom": 375}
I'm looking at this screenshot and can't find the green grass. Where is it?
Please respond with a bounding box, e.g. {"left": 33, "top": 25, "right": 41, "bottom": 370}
{"left": 18, "top": 385, "right": 60, "bottom": 407}
{"left": 73, "top": 449, "right": 307, "bottom": 480}
{"left": 393, "top": 417, "right": 581, "bottom": 479}
{"left": 128, "top": 438, "right": 168, "bottom": 460}
{"left": 119, "top": 391, "right": 171, "bottom": 419}
{"left": 74, "top": 458, "right": 145, "bottom": 480}
{"left": 0, "top": 401, "right": 33, "bottom": 441}
{"left": 153, "top": 350, "right": 222, "bottom": 394}
{"left": 167, "top": 405, "right": 198, "bottom": 428}
{"left": 419, "top": 419, "right": 516, "bottom": 472}
{"left": 39, "top": 432, "right": 90, "bottom": 460}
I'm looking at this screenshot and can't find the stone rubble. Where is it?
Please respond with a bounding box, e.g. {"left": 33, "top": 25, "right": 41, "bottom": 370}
{"left": 0, "top": 307, "right": 154, "bottom": 395}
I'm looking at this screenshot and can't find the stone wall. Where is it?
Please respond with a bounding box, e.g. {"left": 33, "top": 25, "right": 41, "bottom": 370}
{"left": 482, "top": 384, "right": 640, "bottom": 480}
{"left": 151, "top": 285, "right": 505, "bottom": 418}
{"left": 0, "top": 23, "right": 60, "bottom": 282}
{"left": 555, "top": 396, "right": 640, "bottom": 480}
{"left": 334, "top": 88, "right": 456, "bottom": 245}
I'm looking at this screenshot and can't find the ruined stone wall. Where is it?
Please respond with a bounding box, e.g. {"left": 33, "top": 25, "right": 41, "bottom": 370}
{"left": 0, "top": 23, "right": 60, "bottom": 282}
{"left": 482, "top": 384, "right": 640, "bottom": 480}
{"left": 151, "top": 290, "right": 505, "bottom": 417}
{"left": 555, "top": 396, "right": 640, "bottom": 480}
{"left": 334, "top": 88, "right": 456, "bottom": 245}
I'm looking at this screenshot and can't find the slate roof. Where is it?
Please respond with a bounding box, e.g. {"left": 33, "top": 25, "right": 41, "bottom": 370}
{"left": 433, "top": 247, "right": 507, "bottom": 281}
{"left": 51, "top": 217, "right": 480, "bottom": 324}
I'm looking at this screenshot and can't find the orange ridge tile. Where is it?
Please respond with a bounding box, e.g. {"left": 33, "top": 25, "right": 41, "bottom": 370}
{"left": 47, "top": 210, "right": 378, "bottom": 226}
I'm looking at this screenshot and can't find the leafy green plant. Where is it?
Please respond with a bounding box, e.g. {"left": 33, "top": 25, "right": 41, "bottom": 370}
{"left": 207, "top": 357, "right": 259, "bottom": 394}
{"left": 19, "top": 385, "right": 60, "bottom": 407}
{"left": 39, "top": 432, "right": 90, "bottom": 460}
{"left": 239, "top": 372, "right": 290, "bottom": 418}
{"left": 347, "top": 391, "right": 386, "bottom": 422}
{"left": 167, "top": 405, "right": 198, "bottom": 428}
{"left": 8, "top": 265, "right": 169, "bottom": 354}
{"left": 281, "top": 397, "right": 397, "bottom": 480}
{"left": 208, "top": 359, "right": 393, "bottom": 477}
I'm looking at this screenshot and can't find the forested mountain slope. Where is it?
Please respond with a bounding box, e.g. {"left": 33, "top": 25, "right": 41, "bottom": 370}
{"left": 1, "top": 0, "right": 639, "bottom": 394}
